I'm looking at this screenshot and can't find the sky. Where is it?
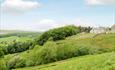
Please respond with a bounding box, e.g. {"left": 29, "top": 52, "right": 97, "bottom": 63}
{"left": 0, "top": 0, "right": 115, "bottom": 31}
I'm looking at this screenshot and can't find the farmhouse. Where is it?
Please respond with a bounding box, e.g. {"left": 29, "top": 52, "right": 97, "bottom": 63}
{"left": 110, "top": 24, "right": 115, "bottom": 33}
{"left": 90, "top": 27, "right": 109, "bottom": 34}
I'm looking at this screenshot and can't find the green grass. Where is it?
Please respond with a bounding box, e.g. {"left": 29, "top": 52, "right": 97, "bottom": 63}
{"left": 14, "top": 52, "right": 115, "bottom": 70}
{"left": 60, "top": 33, "right": 115, "bottom": 50}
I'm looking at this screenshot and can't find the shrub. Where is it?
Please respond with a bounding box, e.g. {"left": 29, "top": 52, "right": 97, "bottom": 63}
{"left": 0, "top": 59, "right": 7, "bottom": 70}
{"left": 78, "top": 26, "right": 92, "bottom": 33}
{"left": 0, "top": 47, "right": 4, "bottom": 58}
{"left": 55, "top": 43, "right": 90, "bottom": 60}
{"left": 76, "top": 46, "right": 89, "bottom": 55}
{"left": 26, "top": 43, "right": 57, "bottom": 66}
{"left": 25, "top": 41, "right": 91, "bottom": 67}
{"left": 37, "top": 45, "right": 57, "bottom": 64}
{"left": 10, "top": 39, "right": 115, "bottom": 69}
{"left": 0, "top": 38, "right": 34, "bottom": 55}
{"left": 7, "top": 56, "right": 26, "bottom": 69}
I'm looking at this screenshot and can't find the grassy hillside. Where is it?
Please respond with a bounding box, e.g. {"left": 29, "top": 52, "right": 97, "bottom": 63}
{"left": 1, "top": 33, "right": 114, "bottom": 69}
{"left": 0, "top": 25, "right": 115, "bottom": 70}
{"left": 14, "top": 52, "right": 115, "bottom": 70}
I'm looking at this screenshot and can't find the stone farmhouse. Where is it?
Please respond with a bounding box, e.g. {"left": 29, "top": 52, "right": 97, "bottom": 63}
{"left": 110, "top": 25, "right": 115, "bottom": 33}
{"left": 90, "top": 27, "right": 110, "bottom": 33}
{"left": 90, "top": 24, "right": 115, "bottom": 33}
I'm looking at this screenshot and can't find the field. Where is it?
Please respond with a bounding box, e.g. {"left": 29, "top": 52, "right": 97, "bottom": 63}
{"left": 0, "top": 26, "right": 115, "bottom": 70}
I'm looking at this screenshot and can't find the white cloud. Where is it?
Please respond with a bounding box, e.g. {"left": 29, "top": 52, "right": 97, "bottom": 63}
{"left": 86, "top": 0, "right": 115, "bottom": 5}
{"left": 34, "top": 19, "right": 61, "bottom": 31}
{"left": 1, "top": 0, "right": 40, "bottom": 13}
{"left": 73, "top": 18, "right": 96, "bottom": 27}
{"left": 57, "top": 18, "right": 97, "bottom": 27}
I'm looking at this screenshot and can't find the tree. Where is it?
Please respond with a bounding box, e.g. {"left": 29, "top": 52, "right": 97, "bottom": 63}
{"left": 36, "top": 25, "right": 80, "bottom": 45}
{"left": 0, "top": 47, "right": 4, "bottom": 58}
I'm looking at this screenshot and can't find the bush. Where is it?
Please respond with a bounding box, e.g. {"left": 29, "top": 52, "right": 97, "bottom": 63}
{"left": 10, "top": 39, "right": 114, "bottom": 69}
{"left": 78, "top": 26, "right": 92, "bottom": 33}
{"left": 37, "top": 45, "right": 57, "bottom": 64}
{"left": 0, "top": 59, "right": 7, "bottom": 70}
{"left": 55, "top": 43, "right": 90, "bottom": 60}
{"left": 0, "top": 38, "right": 34, "bottom": 55}
{"left": 25, "top": 41, "right": 91, "bottom": 66}
{"left": 0, "top": 48, "right": 4, "bottom": 58}
{"left": 7, "top": 56, "right": 26, "bottom": 69}
{"left": 36, "top": 25, "right": 80, "bottom": 45}
{"left": 26, "top": 43, "right": 57, "bottom": 66}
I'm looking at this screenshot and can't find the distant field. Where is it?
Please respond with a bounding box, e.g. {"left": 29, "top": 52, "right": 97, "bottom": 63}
{"left": 14, "top": 52, "right": 115, "bottom": 70}
{"left": 0, "top": 30, "right": 41, "bottom": 38}
{"left": 0, "top": 30, "right": 30, "bottom": 35}
{"left": 0, "top": 36, "right": 32, "bottom": 42}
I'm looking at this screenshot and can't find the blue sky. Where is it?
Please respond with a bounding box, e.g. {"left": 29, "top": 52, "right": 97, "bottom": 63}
{"left": 0, "top": 0, "right": 115, "bottom": 31}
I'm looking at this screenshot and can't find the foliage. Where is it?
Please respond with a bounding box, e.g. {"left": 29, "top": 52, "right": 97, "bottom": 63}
{"left": 7, "top": 56, "right": 26, "bottom": 69}
{"left": 78, "top": 26, "right": 92, "bottom": 33}
{"left": 37, "top": 25, "right": 80, "bottom": 45}
{"left": 0, "top": 26, "right": 114, "bottom": 70}
{"left": 0, "top": 47, "right": 4, "bottom": 58}
{"left": 0, "top": 36, "right": 34, "bottom": 55}
{"left": 9, "top": 33, "right": 115, "bottom": 69}
{"left": 14, "top": 52, "right": 115, "bottom": 70}
{"left": 0, "top": 59, "right": 7, "bottom": 70}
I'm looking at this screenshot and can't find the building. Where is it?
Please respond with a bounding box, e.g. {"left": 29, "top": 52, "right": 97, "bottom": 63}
{"left": 90, "top": 27, "right": 110, "bottom": 34}
{"left": 110, "top": 24, "right": 115, "bottom": 33}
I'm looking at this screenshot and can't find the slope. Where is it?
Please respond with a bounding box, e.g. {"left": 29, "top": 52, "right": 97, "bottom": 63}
{"left": 14, "top": 52, "right": 115, "bottom": 70}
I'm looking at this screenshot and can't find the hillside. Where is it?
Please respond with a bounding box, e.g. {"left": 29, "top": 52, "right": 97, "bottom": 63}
{"left": 14, "top": 52, "right": 115, "bottom": 70}
{"left": 1, "top": 33, "right": 114, "bottom": 70}
{"left": 0, "top": 26, "right": 115, "bottom": 70}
